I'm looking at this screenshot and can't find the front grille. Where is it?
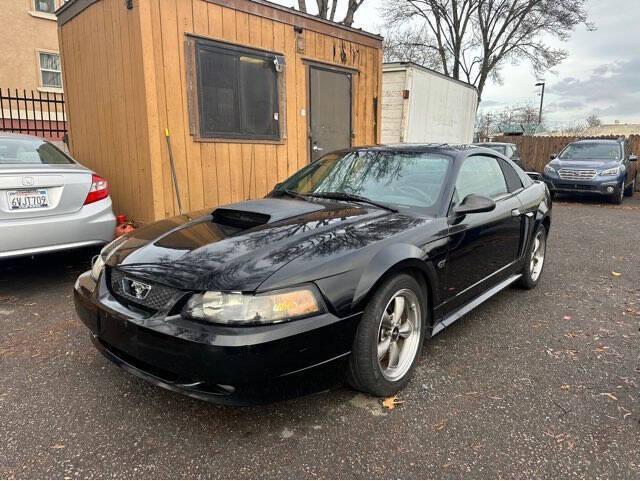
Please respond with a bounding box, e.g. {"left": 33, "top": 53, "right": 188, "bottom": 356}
{"left": 108, "top": 268, "right": 184, "bottom": 313}
{"left": 558, "top": 168, "right": 597, "bottom": 181}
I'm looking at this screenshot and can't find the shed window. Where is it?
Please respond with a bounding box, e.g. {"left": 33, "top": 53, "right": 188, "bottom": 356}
{"left": 195, "top": 38, "right": 281, "bottom": 141}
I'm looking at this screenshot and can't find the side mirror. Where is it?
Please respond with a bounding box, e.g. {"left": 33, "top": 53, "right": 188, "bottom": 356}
{"left": 550, "top": 153, "right": 557, "bottom": 160}
{"left": 454, "top": 194, "right": 496, "bottom": 216}
{"left": 629, "top": 154, "right": 638, "bottom": 162}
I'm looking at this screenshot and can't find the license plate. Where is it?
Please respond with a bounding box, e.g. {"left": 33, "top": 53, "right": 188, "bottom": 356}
{"left": 7, "top": 189, "right": 49, "bottom": 210}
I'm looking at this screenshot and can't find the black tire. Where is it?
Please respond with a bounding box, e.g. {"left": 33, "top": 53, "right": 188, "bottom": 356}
{"left": 624, "top": 177, "right": 635, "bottom": 197}
{"left": 346, "top": 273, "right": 426, "bottom": 397}
{"left": 517, "top": 224, "right": 547, "bottom": 289}
{"left": 610, "top": 181, "right": 624, "bottom": 204}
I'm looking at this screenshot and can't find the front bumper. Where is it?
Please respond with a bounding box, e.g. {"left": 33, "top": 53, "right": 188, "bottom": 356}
{"left": 0, "top": 197, "right": 116, "bottom": 258}
{"left": 542, "top": 175, "right": 622, "bottom": 196}
{"left": 74, "top": 271, "right": 359, "bottom": 404}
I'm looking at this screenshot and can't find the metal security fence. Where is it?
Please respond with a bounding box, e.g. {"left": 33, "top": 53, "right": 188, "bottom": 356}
{"left": 0, "top": 88, "right": 67, "bottom": 140}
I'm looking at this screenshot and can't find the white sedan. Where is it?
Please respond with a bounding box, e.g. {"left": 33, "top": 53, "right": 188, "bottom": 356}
{"left": 0, "top": 133, "right": 116, "bottom": 259}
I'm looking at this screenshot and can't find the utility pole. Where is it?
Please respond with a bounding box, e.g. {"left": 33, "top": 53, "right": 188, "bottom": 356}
{"left": 535, "top": 82, "right": 545, "bottom": 125}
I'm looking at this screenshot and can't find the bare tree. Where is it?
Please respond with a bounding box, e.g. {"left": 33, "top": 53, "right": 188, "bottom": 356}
{"left": 383, "top": 26, "right": 441, "bottom": 68}
{"left": 585, "top": 114, "right": 602, "bottom": 128}
{"left": 382, "top": 0, "right": 591, "bottom": 102}
{"left": 475, "top": 103, "right": 543, "bottom": 138}
{"left": 296, "top": 0, "right": 367, "bottom": 26}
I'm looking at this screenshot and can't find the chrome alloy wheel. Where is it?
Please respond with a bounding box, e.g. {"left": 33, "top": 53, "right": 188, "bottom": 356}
{"left": 377, "top": 289, "right": 422, "bottom": 382}
{"left": 530, "top": 230, "right": 546, "bottom": 282}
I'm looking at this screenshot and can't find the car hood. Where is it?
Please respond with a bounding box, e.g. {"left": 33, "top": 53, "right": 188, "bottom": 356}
{"left": 550, "top": 159, "right": 620, "bottom": 171}
{"left": 107, "top": 198, "right": 414, "bottom": 292}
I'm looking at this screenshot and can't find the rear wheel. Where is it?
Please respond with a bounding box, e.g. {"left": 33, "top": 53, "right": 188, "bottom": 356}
{"left": 347, "top": 273, "right": 426, "bottom": 397}
{"left": 624, "top": 177, "right": 635, "bottom": 197}
{"left": 517, "top": 225, "right": 547, "bottom": 289}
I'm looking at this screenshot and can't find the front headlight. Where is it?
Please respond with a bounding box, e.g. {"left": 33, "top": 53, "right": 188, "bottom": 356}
{"left": 601, "top": 165, "right": 624, "bottom": 176}
{"left": 183, "top": 285, "right": 325, "bottom": 325}
{"left": 91, "top": 254, "right": 106, "bottom": 280}
{"left": 90, "top": 235, "right": 129, "bottom": 280}
{"left": 543, "top": 165, "right": 556, "bottom": 175}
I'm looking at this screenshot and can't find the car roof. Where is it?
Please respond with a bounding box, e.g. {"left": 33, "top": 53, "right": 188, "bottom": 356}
{"left": 474, "top": 142, "right": 514, "bottom": 146}
{"left": 0, "top": 132, "right": 47, "bottom": 141}
{"left": 338, "top": 143, "right": 480, "bottom": 156}
{"left": 571, "top": 138, "right": 621, "bottom": 144}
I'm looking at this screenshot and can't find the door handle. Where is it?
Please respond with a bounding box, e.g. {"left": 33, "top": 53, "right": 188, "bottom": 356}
{"left": 312, "top": 144, "right": 323, "bottom": 152}
{"left": 513, "top": 208, "right": 534, "bottom": 218}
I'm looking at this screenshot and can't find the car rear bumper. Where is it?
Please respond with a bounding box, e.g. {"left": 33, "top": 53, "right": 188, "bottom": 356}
{"left": 542, "top": 176, "right": 622, "bottom": 196}
{"left": 0, "top": 197, "right": 116, "bottom": 258}
{"left": 73, "top": 271, "right": 359, "bottom": 405}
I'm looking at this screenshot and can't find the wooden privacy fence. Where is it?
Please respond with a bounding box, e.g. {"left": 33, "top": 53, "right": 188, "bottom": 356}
{"left": 494, "top": 135, "right": 640, "bottom": 172}
{"left": 0, "top": 88, "right": 67, "bottom": 140}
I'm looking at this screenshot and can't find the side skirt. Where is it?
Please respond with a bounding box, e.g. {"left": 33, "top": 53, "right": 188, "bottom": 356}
{"left": 431, "top": 274, "right": 522, "bottom": 336}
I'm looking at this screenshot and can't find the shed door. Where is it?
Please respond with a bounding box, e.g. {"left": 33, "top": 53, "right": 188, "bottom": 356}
{"left": 309, "top": 66, "right": 352, "bottom": 162}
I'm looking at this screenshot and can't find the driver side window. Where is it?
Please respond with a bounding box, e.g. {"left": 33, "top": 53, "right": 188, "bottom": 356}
{"left": 456, "top": 155, "right": 508, "bottom": 202}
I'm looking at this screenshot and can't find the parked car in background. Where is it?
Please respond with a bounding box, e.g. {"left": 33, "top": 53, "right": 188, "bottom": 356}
{"left": 74, "top": 144, "right": 551, "bottom": 404}
{"left": 474, "top": 142, "right": 523, "bottom": 167}
{"left": 542, "top": 137, "right": 638, "bottom": 204}
{"left": 0, "top": 133, "right": 116, "bottom": 259}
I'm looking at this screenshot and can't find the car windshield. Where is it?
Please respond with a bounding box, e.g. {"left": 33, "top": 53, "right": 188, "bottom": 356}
{"left": 0, "top": 138, "right": 73, "bottom": 164}
{"left": 559, "top": 142, "right": 621, "bottom": 161}
{"left": 277, "top": 150, "right": 451, "bottom": 209}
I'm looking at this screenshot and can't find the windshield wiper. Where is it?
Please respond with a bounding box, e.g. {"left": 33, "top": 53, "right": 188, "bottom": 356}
{"left": 276, "top": 188, "right": 311, "bottom": 201}
{"left": 306, "top": 191, "right": 398, "bottom": 213}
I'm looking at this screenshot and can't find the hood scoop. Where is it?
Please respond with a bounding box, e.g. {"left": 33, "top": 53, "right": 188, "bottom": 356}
{"left": 211, "top": 198, "right": 325, "bottom": 228}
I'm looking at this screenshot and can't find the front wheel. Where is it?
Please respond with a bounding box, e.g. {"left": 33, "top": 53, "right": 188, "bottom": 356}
{"left": 347, "top": 273, "right": 426, "bottom": 397}
{"left": 610, "top": 181, "right": 625, "bottom": 204}
{"left": 517, "top": 225, "right": 547, "bottom": 289}
{"left": 624, "top": 177, "right": 635, "bottom": 197}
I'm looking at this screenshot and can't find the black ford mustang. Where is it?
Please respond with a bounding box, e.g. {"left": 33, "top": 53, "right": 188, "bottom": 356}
{"left": 74, "top": 145, "right": 551, "bottom": 404}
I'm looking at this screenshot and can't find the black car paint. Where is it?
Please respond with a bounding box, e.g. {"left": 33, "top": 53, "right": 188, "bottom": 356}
{"left": 74, "top": 145, "right": 551, "bottom": 404}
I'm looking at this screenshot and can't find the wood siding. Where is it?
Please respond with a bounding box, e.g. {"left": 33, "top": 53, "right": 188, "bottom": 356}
{"left": 58, "top": 0, "right": 383, "bottom": 223}
{"left": 59, "top": 0, "right": 156, "bottom": 222}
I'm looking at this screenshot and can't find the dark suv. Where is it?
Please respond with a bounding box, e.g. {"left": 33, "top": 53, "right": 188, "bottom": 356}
{"left": 542, "top": 138, "right": 638, "bottom": 204}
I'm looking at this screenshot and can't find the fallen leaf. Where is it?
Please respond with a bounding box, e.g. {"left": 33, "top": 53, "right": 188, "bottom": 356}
{"left": 51, "top": 444, "right": 65, "bottom": 449}
{"left": 382, "top": 396, "right": 404, "bottom": 410}
{"left": 600, "top": 392, "right": 618, "bottom": 401}
{"left": 432, "top": 420, "right": 448, "bottom": 431}
{"left": 560, "top": 384, "right": 570, "bottom": 390}
{"left": 611, "top": 271, "right": 622, "bottom": 277}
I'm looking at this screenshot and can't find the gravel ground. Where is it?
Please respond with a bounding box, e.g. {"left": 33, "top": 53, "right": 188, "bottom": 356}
{"left": 1, "top": 195, "right": 640, "bottom": 479}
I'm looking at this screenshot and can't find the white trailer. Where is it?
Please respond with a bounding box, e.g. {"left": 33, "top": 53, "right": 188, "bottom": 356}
{"left": 381, "top": 62, "right": 478, "bottom": 145}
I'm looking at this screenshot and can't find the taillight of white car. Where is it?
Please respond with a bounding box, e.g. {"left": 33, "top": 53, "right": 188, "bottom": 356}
{"left": 84, "top": 174, "right": 110, "bottom": 205}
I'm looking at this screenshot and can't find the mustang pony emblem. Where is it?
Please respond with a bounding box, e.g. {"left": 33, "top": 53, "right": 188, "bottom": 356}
{"left": 123, "top": 278, "right": 152, "bottom": 300}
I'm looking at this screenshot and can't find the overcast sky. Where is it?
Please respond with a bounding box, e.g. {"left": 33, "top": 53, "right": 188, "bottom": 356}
{"left": 275, "top": 0, "right": 640, "bottom": 126}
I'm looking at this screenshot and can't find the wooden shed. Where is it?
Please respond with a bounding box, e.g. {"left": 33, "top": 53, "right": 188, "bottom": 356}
{"left": 56, "top": 0, "right": 383, "bottom": 223}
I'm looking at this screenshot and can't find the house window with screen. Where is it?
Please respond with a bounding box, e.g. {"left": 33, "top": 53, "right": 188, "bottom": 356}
{"left": 39, "top": 52, "right": 62, "bottom": 89}
{"left": 35, "top": 0, "right": 56, "bottom": 13}
{"left": 195, "top": 38, "right": 281, "bottom": 141}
